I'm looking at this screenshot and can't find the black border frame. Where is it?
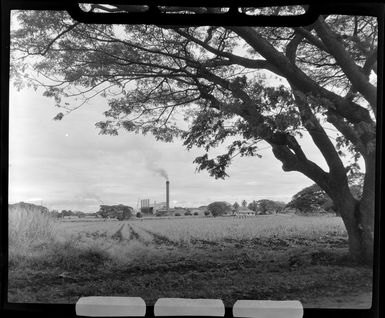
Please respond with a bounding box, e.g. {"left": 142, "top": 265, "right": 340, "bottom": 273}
{"left": 0, "top": 1, "right": 383, "bottom": 318}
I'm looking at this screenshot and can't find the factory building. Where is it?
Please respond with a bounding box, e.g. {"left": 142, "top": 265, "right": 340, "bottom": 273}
{"left": 140, "top": 180, "right": 174, "bottom": 216}
{"left": 140, "top": 199, "right": 154, "bottom": 215}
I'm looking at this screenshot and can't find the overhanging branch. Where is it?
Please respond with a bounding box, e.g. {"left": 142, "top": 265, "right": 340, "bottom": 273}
{"left": 174, "top": 28, "right": 283, "bottom": 76}
{"left": 271, "top": 143, "right": 330, "bottom": 192}
{"left": 230, "top": 26, "right": 375, "bottom": 125}
{"left": 313, "top": 18, "right": 377, "bottom": 114}
{"left": 293, "top": 91, "right": 347, "bottom": 177}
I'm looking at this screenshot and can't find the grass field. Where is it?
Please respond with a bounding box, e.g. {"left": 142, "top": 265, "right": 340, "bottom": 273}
{"left": 8, "top": 212, "right": 373, "bottom": 308}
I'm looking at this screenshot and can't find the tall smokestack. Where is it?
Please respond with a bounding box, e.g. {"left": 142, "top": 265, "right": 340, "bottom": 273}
{"left": 166, "top": 180, "right": 170, "bottom": 212}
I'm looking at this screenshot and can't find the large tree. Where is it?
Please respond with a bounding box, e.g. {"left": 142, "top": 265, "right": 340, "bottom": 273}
{"left": 11, "top": 6, "right": 377, "bottom": 263}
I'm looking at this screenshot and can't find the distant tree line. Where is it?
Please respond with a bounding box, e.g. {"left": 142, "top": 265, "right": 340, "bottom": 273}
{"left": 97, "top": 204, "right": 134, "bottom": 220}
{"left": 13, "top": 173, "right": 364, "bottom": 220}
{"left": 50, "top": 209, "right": 97, "bottom": 218}
{"left": 51, "top": 204, "right": 135, "bottom": 220}
{"left": 250, "top": 200, "right": 286, "bottom": 214}
{"left": 207, "top": 200, "right": 286, "bottom": 217}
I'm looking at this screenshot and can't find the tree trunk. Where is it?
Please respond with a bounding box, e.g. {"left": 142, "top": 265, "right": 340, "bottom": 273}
{"left": 356, "top": 153, "right": 376, "bottom": 264}
{"left": 271, "top": 134, "right": 375, "bottom": 264}
{"left": 333, "top": 184, "right": 374, "bottom": 264}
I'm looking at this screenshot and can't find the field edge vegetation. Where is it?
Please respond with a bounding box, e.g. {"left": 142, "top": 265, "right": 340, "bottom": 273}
{"left": 8, "top": 206, "right": 372, "bottom": 308}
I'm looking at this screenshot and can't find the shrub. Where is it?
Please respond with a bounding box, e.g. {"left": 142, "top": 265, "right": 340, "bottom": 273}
{"left": 136, "top": 212, "right": 142, "bottom": 218}
{"left": 255, "top": 200, "right": 286, "bottom": 215}
{"left": 207, "top": 201, "right": 232, "bottom": 217}
{"left": 98, "top": 204, "right": 133, "bottom": 219}
{"left": 286, "top": 184, "right": 339, "bottom": 215}
{"left": 9, "top": 203, "right": 55, "bottom": 256}
{"left": 45, "top": 239, "right": 110, "bottom": 271}
{"left": 184, "top": 211, "right": 192, "bottom": 216}
{"left": 287, "top": 180, "right": 362, "bottom": 216}
{"left": 321, "top": 198, "right": 336, "bottom": 214}
{"left": 281, "top": 207, "right": 298, "bottom": 214}
{"left": 247, "top": 201, "right": 257, "bottom": 212}
{"left": 204, "top": 211, "right": 211, "bottom": 216}
{"left": 287, "top": 184, "right": 328, "bottom": 213}
{"left": 193, "top": 212, "right": 199, "bottom": 216}
{"left": 175, "top": 213, "right": 181, "bottom": 216}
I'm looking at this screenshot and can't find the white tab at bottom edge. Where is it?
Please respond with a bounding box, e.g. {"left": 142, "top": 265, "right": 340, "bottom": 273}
{"left": 76, "top": 296, "right": 146, "bottom": 317}
{"left": 154, "top": 298, "right": 225, "bottom": 316}
{"left": 233, "top": 300, "right": 303, "bottom": 318}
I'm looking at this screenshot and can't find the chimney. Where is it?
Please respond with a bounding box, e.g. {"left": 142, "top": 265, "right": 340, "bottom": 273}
{"left": 166, "top": 180, "right": 170, "bottom": 212}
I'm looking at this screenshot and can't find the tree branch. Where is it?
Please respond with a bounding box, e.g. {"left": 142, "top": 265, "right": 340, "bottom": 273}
{"left": 313, "top": 17, "right": 377, "bottom": 114}
{"left": 40, "top": 22, "right": 80, "bottom": 56}
{"left": 363, "top": 48, "right": 377, "bottom": 76}
{"left": 326, "top": 110, "right": 368, "bottom": 156}
{"left": 292, "top": 27, "right": 330, "bottom": 53}
{"left": 174, "top": 29, "right": 283, "bottom": 76}
{"left": 271, "top": 143, "right": 330, "bottom": 192}
{"left": 293, "top": 91, "right": 347, "bottom": 177}
{"left": 230, "top": 26, "right": 374, "bottom": 125}
{"left": 285, "top": 32, "right": 304, "bottom": 65}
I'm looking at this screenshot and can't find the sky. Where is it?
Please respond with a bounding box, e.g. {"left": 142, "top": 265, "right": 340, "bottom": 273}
{"left": 8, "top": 83, "right": 332, "bottom": 213}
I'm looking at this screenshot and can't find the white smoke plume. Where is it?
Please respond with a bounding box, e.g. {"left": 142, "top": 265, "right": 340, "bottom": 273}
{"left": 156, "top": 168, "right": 169, "bottom": 181}
{"left": 148, "top": 167, "right": 168, "bottom": 180}
{"left": 142, "top": 146, "right": 169, "bottom": 180}
{"left": 145, "top": 161, "right": 169, "bottom": 180}
{"left": 75, "top": 192, "right": 104, "bottom": 204}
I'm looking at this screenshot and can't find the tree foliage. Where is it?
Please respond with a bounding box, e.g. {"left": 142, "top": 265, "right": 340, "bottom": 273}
{"left": 61, "top": 209, "right": 74, "bottom": 217}
{"left": 11, "top": 11, "right": 376, "bottom": 179}
{"left": 247, "top": 200, "right": 258, "bottom": 212}
{"left": 98, "top": 204, "right": 133, "bottom": 220}
{"left": 287, "top": 184, "right": 331, "bottom": 214}
{"left": 254, "top": 199, "right": 286, "bottom": 214}
{"left": 207, "top": 201, "right": 232, "bottom": 217}
{"left": 288, "top": 173, "right": 364, "bottom": 215}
